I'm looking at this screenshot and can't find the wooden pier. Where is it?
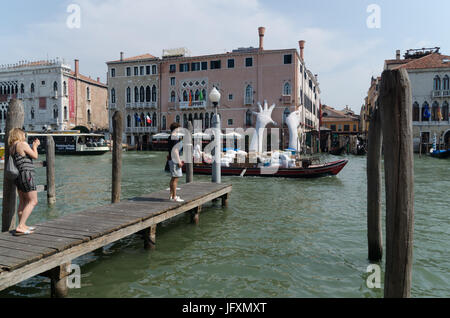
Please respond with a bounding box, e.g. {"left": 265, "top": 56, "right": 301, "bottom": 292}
{"left": 0, "top": 182, "right": 232, "bottom": 296}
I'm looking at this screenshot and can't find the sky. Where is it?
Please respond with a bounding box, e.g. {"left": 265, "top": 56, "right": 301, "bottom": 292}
{"left": 0, "top": 0, "right": 448, "bottom": 112}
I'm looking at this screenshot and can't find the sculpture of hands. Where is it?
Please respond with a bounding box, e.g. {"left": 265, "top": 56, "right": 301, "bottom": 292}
{"left": 286, "top": 110, "right": 301, "bottom": 151}
{"left": 249, "top": 100, "right": 277, "bottom": 153}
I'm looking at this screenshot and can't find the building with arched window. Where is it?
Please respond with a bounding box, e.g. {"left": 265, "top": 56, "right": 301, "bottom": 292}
{"left": 383, "top": 48, "right": 450, "bottom": 152}
{"left": 106, "top": 28, "right": 322, "bottom": 151}
{"left": 106, "top": 53, "right": 160, "bottom": 147}
{"left": 0, "top": 58, "right": 107, "bottom": 132}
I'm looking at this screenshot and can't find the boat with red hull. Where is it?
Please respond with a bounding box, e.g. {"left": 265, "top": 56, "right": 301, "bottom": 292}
{"left": 184, "top": 159, "right": 348, "bottom": 178}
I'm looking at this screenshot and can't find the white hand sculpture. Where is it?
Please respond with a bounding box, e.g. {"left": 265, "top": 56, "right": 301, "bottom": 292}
{"left": 249, "top": 100, "right": 276, "bottom": 153}
{"left": 286, "top": 110, "right": 301, "bottom": 151}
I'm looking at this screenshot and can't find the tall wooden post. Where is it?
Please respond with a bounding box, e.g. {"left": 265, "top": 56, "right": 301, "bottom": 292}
{"left": 367, "top": 107, "right": 383, "bottom": 262}
{"left": 379, "top": 68, "right": 414, "bottom": 298}
{"left": 46, "top": 136, "right": 56, "bottom": 205}
{"left": 112, "top": 111, "right": 123, "bottom": 204}
{"left": 186, "top": 121, "right": 193, "bottom": 183}
{"left": 2, "top": 99, "right": 24, "bottom": 232}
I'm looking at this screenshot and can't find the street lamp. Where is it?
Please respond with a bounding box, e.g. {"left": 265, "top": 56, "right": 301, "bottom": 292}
{"left": 209, "top": 86, "right": 221, "bottom": 183}
{"left": 209, "top": 86, "right": 221, "bottom": 115}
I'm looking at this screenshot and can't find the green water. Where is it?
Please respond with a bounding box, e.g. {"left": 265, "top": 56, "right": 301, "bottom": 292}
{"left": 0, "top": 152, "right": 448, "bottom": 298}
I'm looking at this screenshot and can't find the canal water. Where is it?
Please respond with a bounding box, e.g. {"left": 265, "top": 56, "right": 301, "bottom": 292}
{"left": 0, "top": 152, "right": 448, "bottom": 298}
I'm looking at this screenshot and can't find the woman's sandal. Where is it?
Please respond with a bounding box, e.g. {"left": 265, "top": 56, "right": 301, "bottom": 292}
{"left": 14, "top": 229, "right": 34, "bottom": 236}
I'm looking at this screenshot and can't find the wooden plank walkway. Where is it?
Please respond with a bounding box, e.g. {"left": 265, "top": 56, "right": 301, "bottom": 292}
{"left": 0, "top": 182, "right": 232, "bottom": 293}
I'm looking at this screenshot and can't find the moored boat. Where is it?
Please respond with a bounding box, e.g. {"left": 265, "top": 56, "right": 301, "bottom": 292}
{"left": 27, "top": 132, "right": 109, "bottom": 155}
{"left": 184, "top": 159, "right": 348, "bottom": 178}
{"left": 429, "top": 149, "right": 450, "bottom": 159}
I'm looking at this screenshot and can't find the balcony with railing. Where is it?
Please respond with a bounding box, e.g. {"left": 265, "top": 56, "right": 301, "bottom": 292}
{"left": 179, "top": 100, "right": 206, "bottom": 110}
{"left": 281, "top": 95, "right": 292, "bottom": 104}
{"left": 125, "top": 126, "right": 158, "bottom": 134}
{"left": 432, "top": 90, "right": 450, "bottom": 98}
{"left": 127, "top": 101, "right": 157, "bottom": 109}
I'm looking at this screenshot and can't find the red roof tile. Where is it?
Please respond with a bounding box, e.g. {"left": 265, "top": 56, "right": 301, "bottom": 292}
{"left": 107, "top": 53, "right": 157, "bottom": 63}
{"left": 394, "top": 53, "right": 450, "bottom": 70}
{"left": 69, "top": 71, "right": 107, "bottom": 87}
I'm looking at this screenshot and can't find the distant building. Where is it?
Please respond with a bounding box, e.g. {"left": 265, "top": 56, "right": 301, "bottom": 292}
{"left": 106, "top": 53, "right": 160, "bottom": 147}
{"left": 0, "top": 59, "right": 108, "bottom": 132}
{"left": 360, "top": 76, "right": 380, "bottom": 135}
{"left": 106, "top": 27, "right": 322, "bottom": 152}
{"left": 385, "top": 48, "right": 450, "bottom": 151}
{"left": 321, "top": 105, "right": 360, "bottom": 134}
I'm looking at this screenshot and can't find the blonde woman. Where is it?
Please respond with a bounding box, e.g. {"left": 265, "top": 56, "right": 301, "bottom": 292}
{"left": 8, "top": 128, "right": 40, "bottom": 235}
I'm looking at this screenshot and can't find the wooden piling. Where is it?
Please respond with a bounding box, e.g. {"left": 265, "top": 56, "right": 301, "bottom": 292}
{"left": 379, "top": 68, "right": 414, "bottom": 298}
{"left": 143, "top": 225, "right": 157, "bottom": 250}
{"left": 190, "top": 206, "right": 201, "bottom": 225}
{"left": 221, "top": 193, "right": 230, "bottom": 207}
{"left": 48, "top": 263, "right": 70, "bottom": 298}
{"left": 366, "top": 107, "right": 383, "bottom": 262}
{"left": 1, "top": 99, "right": 24, "bottom": 232}
{"left": 111, "top": 111, "right": 123, "bottom": 204}
{"left": 186, "top": 122, "right": 194, "bottom": 183}
{"left": 46, "top": 136, "right": 56, "bottom": 205}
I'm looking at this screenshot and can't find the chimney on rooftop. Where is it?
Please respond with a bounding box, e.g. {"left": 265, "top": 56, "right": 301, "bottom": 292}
{"left": 97, "top": 77, "right": 100, "bottom": 82}
{"left": 299, "top": 40, "right": 306, "bottom": 61}
{"left": 396, "top": 50, "right": 401, "bottom": 60}
{"left": 120, "top": 52, "right": 124, "bottom": 61}
{"left": 258, "top": 27, "right": 266, "bottom": 50}
{"left": 74, "top": 59, "right": 79, "bottom": 76}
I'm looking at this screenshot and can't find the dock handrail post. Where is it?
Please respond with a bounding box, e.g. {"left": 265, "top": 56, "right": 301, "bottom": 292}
{"left": 212, "top": 113, "right": 221, "bottom": 184}
{"left": 1, "top": 99, "right": 24, "bottom": 232}
{"left": 46, "top": 135, "right": 56, "bottom": 205}
{"left": 186, "top": 121, "right": 194, "bottom": 183}
{"left": 366, "top": 106, "right": 383, "bottom": 262}
{"left": 379, "top": 68, "right": 414, "bottom": 298}
{"left": 112, "top": 110, "right": 123, "bottom": 204}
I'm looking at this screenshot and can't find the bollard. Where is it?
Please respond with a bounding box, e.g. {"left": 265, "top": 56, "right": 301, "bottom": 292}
{"left": 1, "top": 99, "right": 24, "bottom": 232}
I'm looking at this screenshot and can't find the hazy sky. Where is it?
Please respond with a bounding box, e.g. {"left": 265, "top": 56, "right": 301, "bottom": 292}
{"left": 1, "top": 0, "right": 448, "bottom": 112}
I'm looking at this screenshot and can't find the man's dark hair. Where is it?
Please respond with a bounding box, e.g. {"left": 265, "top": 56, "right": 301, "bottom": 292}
{"left": 170, "top": 122, "right": 181, "bottom": 132}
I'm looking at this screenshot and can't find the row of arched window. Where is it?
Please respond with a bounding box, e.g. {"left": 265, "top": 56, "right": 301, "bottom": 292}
{"left": 116, "top": 85, "right": 158, "bottom": 104}
{"left": 0, "top": 81, "right": 71, "bottom": 96}
{"left": 434, "top": 75, "right": 450, "bottom": 91}
{"left": 413, "top": 101, "right": 449, "bottom": 121}
{"left": 176, "top": 113, "right": 215, "bottom": 129}
{"left": 0, "top": 84, "right": 18, "bottom": 95}
{"left": 127, "top": 112, "right": 158, "bottom": 128}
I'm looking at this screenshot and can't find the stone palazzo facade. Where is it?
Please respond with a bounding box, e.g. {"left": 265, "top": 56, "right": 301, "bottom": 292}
{"left": 385, "top": 48, "right": 450, "bottom": 151}
{"left": 0, "top": 59, "right": 108, "bottom": 133}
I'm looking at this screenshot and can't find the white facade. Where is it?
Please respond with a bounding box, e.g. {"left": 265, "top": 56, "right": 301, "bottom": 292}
{"left": 0, "top": 60, "right": 72, "bottom": 132}
{"left": 409, "top": 68, "right": 450, "bottom": 150}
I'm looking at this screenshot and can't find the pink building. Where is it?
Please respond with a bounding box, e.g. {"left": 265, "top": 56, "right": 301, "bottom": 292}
{"left": 107, "top": 27, "right": 321, "bottom": 151}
